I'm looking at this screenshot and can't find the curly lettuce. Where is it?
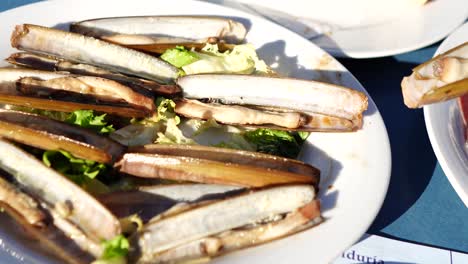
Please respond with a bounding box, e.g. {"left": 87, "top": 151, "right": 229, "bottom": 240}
{"left": 65, "top": 110, "right": 115, "bottom": 134}
{"left": 161, "top": 43, "right": 270, "bottom": 75}
{"left": 242, "top": 129, "right": 309, "bottom": 159}
{"left": 160, "top": 46, "right": 200, "bottom": 68}
{"left": 42, "top": 150, "right": 110, "bottom": 194}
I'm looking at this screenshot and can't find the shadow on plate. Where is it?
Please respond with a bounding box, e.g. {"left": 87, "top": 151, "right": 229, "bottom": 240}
{"left": 299, "top": 139, "right": 342, "bottom": 213}
{"left": 338, "top": 56, "right": 437, "bottom": 232}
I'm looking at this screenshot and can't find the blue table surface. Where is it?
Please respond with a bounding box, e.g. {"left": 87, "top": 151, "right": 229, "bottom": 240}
{"left": 2, "top": 0, "right": 468, "bottom": 255}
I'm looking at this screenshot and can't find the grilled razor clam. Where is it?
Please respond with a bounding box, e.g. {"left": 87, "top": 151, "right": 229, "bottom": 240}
{"left": 115, "top": 153, "right": 314, "bottom": 187}
{"left": 70, "top": 16, "right": 247, "bottom": 45}
{"left": 7, "top": 52, "right": 181, "bottom": 96}
{"left": 0, "top": 175, "right": 46, "bottom": 227}
{"left": 129, "top": 144, "right": 320, "bottom": 184}
{"left": 0, "top": 109, "right": 125, "bottom": 164}
{"left": 0, "top": 139, "right": 121, "bottom": 241}
{"left": 130, "top": 185, "right": 316, "bottom": 261}
{"left": 1, "top": 170, "right": 102, "bottom": 259}
{"left": 402, "top": 42, "right": 468, "bottom": 108}
{"left": 0, "top": 203, "right": 94, "bottom": 264}
{"left": 176, "top": 74, "right": 368, "bottom": 128}
{"left": 147, "top": 200, "right": 321, "bottom": 264}
{"left": 17, "top": 75, "right": 155, "bottom": 112}
{"left": 98, "top": 184, "right": 243, "bottom": 221}
{"left": 11, "top": 24, "right": 179, "bottom": 83}
{"left": 0, "top": 68, "right": 154, "bottom": 117}
{"left": 43, "top": 203, "right": 103, "bottom": 258}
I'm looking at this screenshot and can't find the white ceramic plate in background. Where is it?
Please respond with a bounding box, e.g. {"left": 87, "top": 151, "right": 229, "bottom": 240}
{"left": 0, "top": 0, "right": 391, "bottom": 263}
{"left": 424, "top": 23, "right": 468, "bottom": 206}
{"left": 211, "top": 0, "right": 468, "bottom": 58}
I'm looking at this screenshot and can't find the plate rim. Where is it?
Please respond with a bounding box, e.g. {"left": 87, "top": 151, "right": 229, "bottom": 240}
{"left": 424, "top": 22, "right": 468, "bottom": 206}
{"left": 0, "top": 0, "right": 392, "bottom": 262}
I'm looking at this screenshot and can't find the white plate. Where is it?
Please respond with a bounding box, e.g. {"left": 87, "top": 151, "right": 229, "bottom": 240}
{"left": 210, "top": 0, "right": 468, "bottom": 58}
{"left": 0, "top": 0, "right": 391, "bottom": 263}
{"left": 424, "top": 23, "right": 468, "bottom": 206}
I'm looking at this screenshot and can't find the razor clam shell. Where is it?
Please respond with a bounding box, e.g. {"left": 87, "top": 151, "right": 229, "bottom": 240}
{"left": 176, "top": 74, "right": 368, "bottom": 123}
{"left": 115, "top": 153, "right": 315, "bottom": 187}
{"left": 131, "top": 185, "right": 315, "bottom": 261}
{"left": 70, "top": 16, "right": 247, "bottom": 44}
{"left": 149, "top": 200, "right": 322, "bottom": 264}
{"left": 11, "top": 24, "right": 179, "bottom": 83}
{"left": 0, "top": 109, "right": 125, "bottom": 164}
{"left": 98, "top": 184, "right": 243, "bottom": 221}
{"left": 402, "top": 42, "right": 468, "bottom": 108}
{"left": 7, "top": 52, "right": 181, "bottom": 96}
{"left": 129, "top": 144, "right": 320, "bottom": 187}
{"left": 0, "top": 139, "right": 121, "bottom": 241}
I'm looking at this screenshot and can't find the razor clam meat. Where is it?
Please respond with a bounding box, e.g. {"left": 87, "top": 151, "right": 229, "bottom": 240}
{"left": 0, "top": 109, "right": 125, "bottom": 164}
{"left": 17, "top": 75, "right": 155, "bottom": 111}
{"left": 130, "top": 185, "right": 316, "bottom": 262}
{"left": 70, "top": 16, "right": 247, "bottom": 45}
{"left": 175, "top": 98, "right": 306, "bottom": 129}
{"left": 11, "top": 24, "right": 179, "bottom": 83}
{"left": 175, "top": 98, "right": 357, "bottom": 131}
{"left": 0, "top": 139, "right": 121, "bottom": 241}
{"left": 402, "top": 42, "right": 468, "bottom": 108}
{"left": 0, "top": 175, "right": 46, "bottom": 227}
{"left": 7, "top": 52, "right": 181, "bottom": 96}
{"left": 176, "top": 74, "right": 368, "bottom": 130}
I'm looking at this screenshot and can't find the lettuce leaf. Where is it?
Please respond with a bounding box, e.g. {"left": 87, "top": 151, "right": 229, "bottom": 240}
{"left": 65, "top": 110, "right": 115, "bottom": 134}
{"left": 161, "top": 46, "right": 200, "bottom": 68}
{"left": 243, "top": 129, "right": 308, "bottom": 158}
{"left": 101, "top": 235, "right": 129, "bottom": 260}
{"left": 156, "top": 118, "right": 195, "bottom": 145}
{"left": 182, "top": 44, "right": 270, "bottom": 75}
{"left": 154, "top": 97, "right": 180, "bottom": 124}
{"left": 42, "top": 150, "right": 110, "bottom": 194}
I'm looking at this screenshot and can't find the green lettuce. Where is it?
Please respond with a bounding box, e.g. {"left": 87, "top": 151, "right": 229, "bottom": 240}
{"left": 243, "top": 129, "right": 308, "bottom": 159}
{"left": 42, "top": 150, "right": 109, "bottom": 194}
{"left": 101, "top": 235, "right": 130, "bottom": 260}
{"left": 154, "top": 97, "right": 180, "bottom": 124}
{"left": 65, "top": 110, "right": 115, "bottom": 134}
{"left": 113, "top": 97, "right": 193, "bottom": 146}
{"left": 181, "top": 43, "right": 270, "bottom": 75}
{"left": 92, "top": 235, "right": 129, "bottom": 264}
{"left": 161, "top": 46, "right": 200, "bottom": 68}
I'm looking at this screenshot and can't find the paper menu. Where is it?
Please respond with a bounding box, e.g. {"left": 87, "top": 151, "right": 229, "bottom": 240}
{"left": 333, "top": 234, "right": 468, "bottom": 264}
